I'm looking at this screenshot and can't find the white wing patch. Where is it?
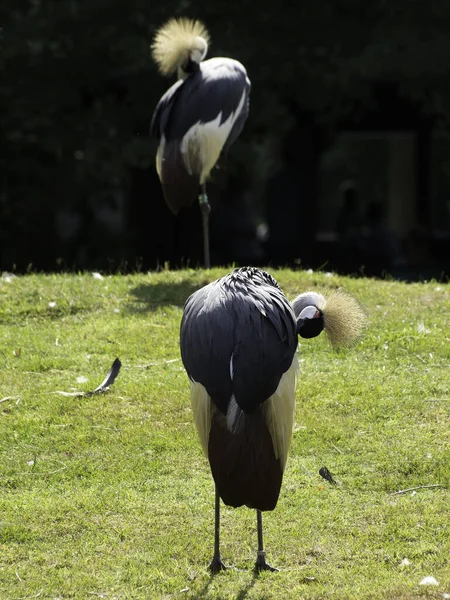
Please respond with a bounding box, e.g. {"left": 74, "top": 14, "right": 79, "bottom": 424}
{"left": 226, "top": 394, "right": 243, "bottom": 434}
{"left": 190, "top": 380, "right": 213, "bottom": 456}
{"left": 180, "top": 89, "right": 247, "bottom": 183}
{"left": 263, "top": 354, "right": 299, "bottom": 470}
{"left": 156, "top": 134, "right": 165, "bottom": 180}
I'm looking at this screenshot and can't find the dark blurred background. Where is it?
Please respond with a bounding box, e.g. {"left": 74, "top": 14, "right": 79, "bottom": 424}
{"left": 2, "top": 1, "right": 450, "bottom": 279}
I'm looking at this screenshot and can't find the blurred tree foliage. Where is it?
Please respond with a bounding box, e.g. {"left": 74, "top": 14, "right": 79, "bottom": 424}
{"left": 1, "top": 0, "right": 450, "bottom": 270}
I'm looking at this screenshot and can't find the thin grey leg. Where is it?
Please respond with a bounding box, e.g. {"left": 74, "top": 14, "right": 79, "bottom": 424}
{"left": 254, "top": 510, "right": 278, "bottom": 572}
{"left": 198, "top": 183, "right": 211, "bottom": 269}
{"left": 209, "top": 486, "right": 226, "bottom": 574}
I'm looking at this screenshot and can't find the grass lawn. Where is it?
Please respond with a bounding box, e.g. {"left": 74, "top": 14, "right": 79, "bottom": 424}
{"left": 0, "top": 268, "right": 449, "bottom": 599}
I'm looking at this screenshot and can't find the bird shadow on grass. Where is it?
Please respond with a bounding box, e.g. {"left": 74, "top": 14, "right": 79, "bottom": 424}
{"left": 234, "top": 573, "right": 259, "bottom": 600}
{"left": 125, "top": 280, "right": 211, "bottom": 314}
{"left": 194, "top": 570, "right": 259, "bottom": 600}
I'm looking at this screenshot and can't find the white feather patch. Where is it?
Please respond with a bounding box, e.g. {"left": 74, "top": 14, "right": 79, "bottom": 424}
{"left": 156, "top": 135, "right": 165, "bottom": 180}
{"left": 298, "top": 305, "right": 319, "bottom": 319}
{"left": 190, "top": 380, "right": 213, "bottom": 456}
{"left": 180, "top": 88, "right": 247, "bottom": 183}
{"left": 263, "top": 355, "right": 299, "bottom": 470}
{"left": 226, "top": 394, "right": 243, "bottom": 434}
{"left": 229, "top": 353, "right": 234, "bottom": 381}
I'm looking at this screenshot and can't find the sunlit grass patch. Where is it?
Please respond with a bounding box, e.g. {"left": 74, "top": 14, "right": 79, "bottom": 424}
{"left": 0, "top": 269, "right": 448, "bottom": 599}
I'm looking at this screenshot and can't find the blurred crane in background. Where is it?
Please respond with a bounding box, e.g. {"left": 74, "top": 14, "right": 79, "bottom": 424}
{"left": 150, "top": 18, "right": 251, "bottom": 268}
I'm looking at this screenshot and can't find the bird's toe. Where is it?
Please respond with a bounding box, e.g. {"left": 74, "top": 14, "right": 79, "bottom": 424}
{"left": 209, "top": 556, "right": 227, "bottom": 574}
{"left": 254, "top": 553, "right": 279, "bottom": 573}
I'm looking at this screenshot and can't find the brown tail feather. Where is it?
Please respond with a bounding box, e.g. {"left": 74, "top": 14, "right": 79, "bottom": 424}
{"left": 159, "top": 140, "right": 200, "bottom": 213}
{"left": 207, "top": 408, "right": 283, "bottom": 511}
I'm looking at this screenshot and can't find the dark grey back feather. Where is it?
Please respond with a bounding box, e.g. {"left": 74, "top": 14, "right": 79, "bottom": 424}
{"left": 222, "top": 93, "right": 250, "bottom": 155}
{"left": 150, "top": 79, "right": 184, "bottom": 138}
{"left": 180, "top": 267, "right": 297, "bottom": 415}
{"left": 151, "top": 60, "right": 250, "bottom": 143}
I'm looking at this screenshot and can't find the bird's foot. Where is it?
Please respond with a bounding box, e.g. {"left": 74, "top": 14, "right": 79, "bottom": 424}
{"left": 209, "top": 556, "right": 227, "bottom": 574}
{"left": 254, "top": 551, "right": 279, "bottom": 573}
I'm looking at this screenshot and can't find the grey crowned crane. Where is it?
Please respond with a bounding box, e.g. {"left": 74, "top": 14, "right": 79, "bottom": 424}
{"left": 180, "top": 267, "right": 365, "bottom": 573}
{"left": 150, "top": 18, "right": 251, "bottom": 269}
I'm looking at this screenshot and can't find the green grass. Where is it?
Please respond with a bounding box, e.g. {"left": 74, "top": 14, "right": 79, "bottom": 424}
{"left": 0, "top": 268, "right": 449, "bottom": 600}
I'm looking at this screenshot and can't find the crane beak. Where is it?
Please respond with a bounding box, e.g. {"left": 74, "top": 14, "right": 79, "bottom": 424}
{"left": 296, "top": 306, "right": 324, "bottom": 339}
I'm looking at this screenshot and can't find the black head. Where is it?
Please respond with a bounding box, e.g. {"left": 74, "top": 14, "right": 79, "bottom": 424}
{"left": 296, "top": 306, "right": 324, "bottom": 339}
{"left": 180, "top": 38, "right": 208, "bottom": 76}
{"left": 183, "top": 56, "right": 201, "bottom": 74}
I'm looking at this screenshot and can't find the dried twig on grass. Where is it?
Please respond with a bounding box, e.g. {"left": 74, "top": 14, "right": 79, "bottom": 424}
{"left": 390, "top": 484, "right": 446, "bottom": 496}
